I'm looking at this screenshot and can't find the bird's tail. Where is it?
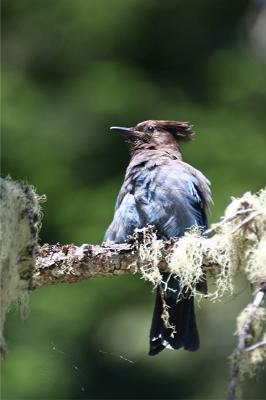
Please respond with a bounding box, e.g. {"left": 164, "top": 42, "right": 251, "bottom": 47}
{"left": 149, "top": 276, "right": 199, "bottom": 356}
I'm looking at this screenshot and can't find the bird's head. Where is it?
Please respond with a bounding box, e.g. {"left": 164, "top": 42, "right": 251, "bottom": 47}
{"left": 110, "top": 120, "right": 194, "bottom": 153}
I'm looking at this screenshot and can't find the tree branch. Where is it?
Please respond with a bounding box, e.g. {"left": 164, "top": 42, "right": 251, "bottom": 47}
{"left": 226, "top": 289, "right": 266, "bottom": 400}
{"left": 33, "top": 241, "right": 160, "bottom": 288}
{"left": 32, "top": 204, "right": 261, "bottom": 290}
{"left": 32, "top": 236, "right": 216, "bottom": 289}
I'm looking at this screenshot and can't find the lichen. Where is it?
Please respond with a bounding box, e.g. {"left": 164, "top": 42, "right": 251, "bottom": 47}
{"left": 135, "top": 189, "right": 266, "bottom": 305}
{"left": 224, "top": 189, "right": 266, "bottom": 285}
{"left": 228, "top": 304, "right": 266, "bottom": 400}
{"left": 250, "top": 332, "right": 266, "bottom": 367}
{"left": 0, "top": 177, "right": 43, "bottom": 356}
{"left": 166, "top": 228, "right": 203, "bottom": 293}
{"left": 136, "top": 227, "right": 163, "bottom": 287}
{"left": 236, "top": 306, "right": 266, "bottom": 347}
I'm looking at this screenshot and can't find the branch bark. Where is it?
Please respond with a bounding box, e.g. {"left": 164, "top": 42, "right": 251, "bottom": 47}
{"left": 32, "top": 204, "right": 261, "bottom": 290}
{"left": 33, "top": 240, "right": 175, "bottom": 289}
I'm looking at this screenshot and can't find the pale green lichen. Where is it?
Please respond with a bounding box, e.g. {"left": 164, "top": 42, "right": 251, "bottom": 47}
{"left": 136, "top": 227, "right": 163, "bottom": 287}
{"left": 224, "top": 189, "right": 266, "bottom": 286}
{"left": 223, "top": 189, "right": 266, "bottom": 399}
{"left": 0, "top": 177, "right": 43, "bottom": 356}
{"left": 229, "top": 305, "right": 266, "bottom": 400}
{"left": 137, "top": 189, "right": 266, "bottom": 305}
{"left": 236, "top": 306, "right": 266, "bottom": 349}
{"left": 166, "top": 228, "right": 204, "bottom": 297}
{"left": 250, "top": 332, "right": 266, "bottom": 366}
{"left": 167, "top": 228, "right": 234, "bottom": 301}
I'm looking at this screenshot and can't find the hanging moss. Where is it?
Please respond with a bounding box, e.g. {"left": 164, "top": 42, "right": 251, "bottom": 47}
{"left": 137, "top": 189, "right": 266, "bottom": 301}
{"left": 0, "top": 177, "right": 43, "bottom": 356}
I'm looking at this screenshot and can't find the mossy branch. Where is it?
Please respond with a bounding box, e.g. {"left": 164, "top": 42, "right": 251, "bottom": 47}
{"left": 0, "top": 177, "right": 43, "bottom": 356}
{"left": 0, "top": 176, "right": 265, "bottom": 400}
{"left": 31, "top": 234, "right": 228, "bottom": 289}
{"left": 33, "top": 188, "right": 266, "bottom": 295}
{"left": 227, "top": 289, "right": 266, "bottom": 400}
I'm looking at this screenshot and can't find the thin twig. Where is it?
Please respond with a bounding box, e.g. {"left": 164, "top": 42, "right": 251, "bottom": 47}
{"left": 204, "top": 208, "right": 254, "bottom": 236}
{"left": 231, "top": 212, "right": 259, "bottom": 234}
{"left": 245, "top": 340, "right": 266, "bottom": 352}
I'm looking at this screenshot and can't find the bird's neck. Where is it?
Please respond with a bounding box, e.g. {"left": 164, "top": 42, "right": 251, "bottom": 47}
{"left": 129, "top": 142, "right": 183, "bottom": 160}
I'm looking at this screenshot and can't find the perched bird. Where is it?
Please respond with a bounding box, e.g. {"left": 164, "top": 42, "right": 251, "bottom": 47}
{"left": 104, "top": 120, "right": 212, "bottom": 356}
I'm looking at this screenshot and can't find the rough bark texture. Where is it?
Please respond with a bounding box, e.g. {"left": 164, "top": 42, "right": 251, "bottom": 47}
{"left": 33, "top": 240, "right": 173, "bottom": 289}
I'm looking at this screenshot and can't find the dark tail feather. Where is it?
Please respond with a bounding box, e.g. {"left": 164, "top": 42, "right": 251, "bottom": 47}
{"left": 149, "top": 287, "right": 199, "bottom": 356}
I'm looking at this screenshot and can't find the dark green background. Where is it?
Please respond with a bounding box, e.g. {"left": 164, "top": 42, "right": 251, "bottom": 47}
{"left": 2, "top": 1, "right": 266, "bottom": 399}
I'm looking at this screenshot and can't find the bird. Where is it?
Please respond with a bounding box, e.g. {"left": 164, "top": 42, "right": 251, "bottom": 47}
{"left": 104, "top": 120, "right": 212, "bottom": 356}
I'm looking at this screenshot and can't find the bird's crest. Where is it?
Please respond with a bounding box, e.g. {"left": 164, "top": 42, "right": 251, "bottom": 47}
{"left": 136, "top": 120, "right": 194, "bottom": 142}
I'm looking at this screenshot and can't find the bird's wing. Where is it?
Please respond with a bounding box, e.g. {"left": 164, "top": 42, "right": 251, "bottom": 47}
{"left": 104, "top": 188, "right": 141, "bottom": 243}
{"left": 182, "top": 161, "right": 213, "bottom": 209}
{"left": 181, "top": 171, "right": 209, "bottom": 229}
{"left": 136, "top": 160, "right": 211, "bottom": 239}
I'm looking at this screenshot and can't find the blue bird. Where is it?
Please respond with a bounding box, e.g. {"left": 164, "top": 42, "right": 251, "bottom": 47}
{"left": 104, "top": 120, "right": 212, "bottom": 356}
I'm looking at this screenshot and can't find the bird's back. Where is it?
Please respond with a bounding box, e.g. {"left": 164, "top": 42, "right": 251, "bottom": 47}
{"left": 104, "top": 150, "right": 211, "bottom": 242}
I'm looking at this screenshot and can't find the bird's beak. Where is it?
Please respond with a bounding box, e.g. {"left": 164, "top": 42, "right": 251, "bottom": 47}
{"left": 110, "top": 126, "right": 142, "bottom": 139}
{"left": 110, "top": 126, "right": 133, "bottom": 135}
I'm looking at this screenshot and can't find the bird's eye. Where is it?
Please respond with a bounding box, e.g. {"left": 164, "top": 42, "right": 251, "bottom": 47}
{"left": 147, "top": 126, "right": 154, "bottom": 133}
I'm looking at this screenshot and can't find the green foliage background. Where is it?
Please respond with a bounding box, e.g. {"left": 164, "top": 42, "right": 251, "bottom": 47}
{"left": 2, "top": 0, "right": 266, "bottom": 399}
